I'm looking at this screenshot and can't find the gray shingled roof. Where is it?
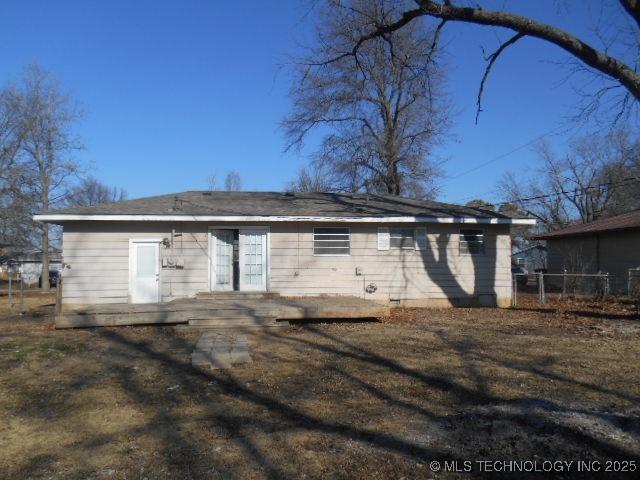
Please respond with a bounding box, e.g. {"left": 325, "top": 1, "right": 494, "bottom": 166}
{"left": 40, "top": 191, "right": 524, "bottom": 219}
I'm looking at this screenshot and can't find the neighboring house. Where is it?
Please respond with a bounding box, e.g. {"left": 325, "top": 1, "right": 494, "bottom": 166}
{"left": 512, "top": 244, "right": 547, "bottom": 272}
{"left": 6, "top": 249, "right": 63, "bottom": 285}
{"left": 34, "top": 191, "right": 534, "bottom": 308}
{"left": 535, "top": 209, "right": 640, "bottom": 293}
{"left": 0, "top": 256, "right": 12, "bottom": 276}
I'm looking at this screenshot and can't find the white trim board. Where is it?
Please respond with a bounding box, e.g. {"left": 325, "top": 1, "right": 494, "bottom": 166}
{"left": 34, "top": 214, "right": 536, "bottom": 225}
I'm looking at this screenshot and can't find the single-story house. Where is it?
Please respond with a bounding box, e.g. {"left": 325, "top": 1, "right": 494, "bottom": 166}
{"left": 535, "top": 209, "right": 640, "bottom": 293}
{"left": 512, "top": 243, "right": 547, "bottom": 272}
{"left": 33, "top": 191, "right": 534, "bottom": 309}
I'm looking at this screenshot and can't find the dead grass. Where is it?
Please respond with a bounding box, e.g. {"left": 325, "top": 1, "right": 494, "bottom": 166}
{"left": 0, "top": 291, "right": 56, "bottom": 317}
{"left": 0, "top": 300, "right": 639, "bottom": 479}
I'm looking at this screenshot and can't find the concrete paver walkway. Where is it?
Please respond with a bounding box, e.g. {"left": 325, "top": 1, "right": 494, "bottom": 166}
{"left": 191, "top": 331, "right": 252, "bottom": 369}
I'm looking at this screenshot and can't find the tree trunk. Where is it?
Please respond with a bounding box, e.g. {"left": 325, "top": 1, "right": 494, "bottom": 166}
{"left": 387, "top": 161, "right": 402, "bottom": 195}
{"left": 41, "top": 222, "right": 50, "bottom": 292}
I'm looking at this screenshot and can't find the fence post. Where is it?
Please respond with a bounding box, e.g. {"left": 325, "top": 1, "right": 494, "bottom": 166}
{"left": 629, "top": 269, "right": 633, "bottom": 298}
{"left": 512, "top": 274, "right": 517, "bottom": 307}
{"left": 538, "top": 273, "right": 546, "bottom": 305}
{"left": 19, "top": 275, "right": 24, "bottom": 312}
{"left": 8, "top": 274, "right": 12, "bottom": 308}
{"left": 604, "top": 274, "right": 610, "bottom": 299}
{"left": 562, "top": 269, "right": 567, "bottom": 299}
{"left": 54, "top": 277, "right": 62, "bottom": 317}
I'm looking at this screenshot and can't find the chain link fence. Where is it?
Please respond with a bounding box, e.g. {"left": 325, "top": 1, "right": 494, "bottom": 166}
{"left": 1, "top": 272, "right": 27, "bottom": 310}
{"left": 1, "top": 268, "right": 61, "bottom": 312}
{"left": 512, "top": 272, "right": 613, "bottom": 306}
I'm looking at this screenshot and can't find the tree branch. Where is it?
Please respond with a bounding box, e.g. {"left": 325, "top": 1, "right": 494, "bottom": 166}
{"left": 620, "top": 0, "right": 640, "bottom": 30}
{"left": 338, "top": 1, "right": 640, "bottom": 103}
{"left": 476, "top": 32, "right": 524, "bottom": 123}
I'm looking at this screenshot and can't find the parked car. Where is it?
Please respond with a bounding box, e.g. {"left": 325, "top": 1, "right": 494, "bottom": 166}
{"left": 38, "top": 270, "right": 60, "bottom": 288}
{"left": 511, "top": 265, "right": 528, "bottom": 286}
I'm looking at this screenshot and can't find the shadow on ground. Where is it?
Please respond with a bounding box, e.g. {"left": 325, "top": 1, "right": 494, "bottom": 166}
{"left": 1, "top": 308, "right": 639, "bottom": 479}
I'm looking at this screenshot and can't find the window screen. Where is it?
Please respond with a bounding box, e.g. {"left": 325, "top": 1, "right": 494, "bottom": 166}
{"left": 313, "top": 227, "right": 350, "bottom": 255}
{"left": 390, "top": 228, "right": 415, "bottom": 249}
{"left": 459, "top": 229, "right": 484, "bottom": 255}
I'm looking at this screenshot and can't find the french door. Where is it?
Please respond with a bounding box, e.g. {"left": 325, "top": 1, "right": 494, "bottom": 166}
{"left": 239, "top": 230, "right": 267, "bottom": 291}
{"left": 210, "top": 228, "right": 268, "bottom": 292}
{"left": 211, "top": 229, "right": 234, "bottom": 291}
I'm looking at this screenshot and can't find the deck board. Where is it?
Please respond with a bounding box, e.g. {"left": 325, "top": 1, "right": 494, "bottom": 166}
{"left": 57, "top": 295, "right": 390, "bottom": 328}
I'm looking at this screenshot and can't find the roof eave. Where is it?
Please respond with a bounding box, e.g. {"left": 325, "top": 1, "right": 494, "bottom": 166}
{"left": 535, "top": 224, "right": 640, "bottom": 240}
{"left": 33, "top": 213, "right": 536, "bottom": 225}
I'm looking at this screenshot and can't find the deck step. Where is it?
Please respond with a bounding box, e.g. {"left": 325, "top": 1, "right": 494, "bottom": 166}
{"left": 195, "top": 291, "right": 280, "bottom": 300}
{"left": 176, "top": 322, "right": 289, "bottom": 332}
{"left": 188, "top": 317, "right": 279, "bottom": 327}
{"left": 187, "top": 310, "right": 278, "bottom": 320}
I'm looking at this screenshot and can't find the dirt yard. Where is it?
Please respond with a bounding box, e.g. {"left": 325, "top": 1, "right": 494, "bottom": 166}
{"left": 0, "top": 298, "right": 639, "bottom": 479}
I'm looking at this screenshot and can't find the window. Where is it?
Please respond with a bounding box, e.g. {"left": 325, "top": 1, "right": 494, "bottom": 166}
{"left": 459, "top": 229, "right": 484, "bottom": 255}
{"left": 313, "top": 227, "right": 350, "bottom": 255}
{"left": 390, "top": 228, "right": 415, "bottom": 249}
{"left": 516, "top": 257, "right": 526, "bottom": 267}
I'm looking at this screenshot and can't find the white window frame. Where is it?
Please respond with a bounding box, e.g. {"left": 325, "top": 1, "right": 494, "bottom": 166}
{"left": 313, "top": 227, "right": 351, "bottom": 256}
{"left": 389, "top": 227, "right": 416, "bottom": 249}
{"left": 459, "top": 228, "right": 485, "bottom": 256}
{"left": 516, "top": 257, "right": 526, "bottom": 267}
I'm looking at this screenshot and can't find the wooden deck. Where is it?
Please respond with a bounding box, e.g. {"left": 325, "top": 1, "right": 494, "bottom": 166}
{"left": 56, "top": 293, "right": 390, "bottom": 329}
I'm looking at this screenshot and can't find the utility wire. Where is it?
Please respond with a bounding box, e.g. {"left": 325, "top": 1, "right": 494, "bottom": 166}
{"left": 446, "top": 124, "right": 571, "bottom": 180}
{"left": 487, "top": 176, "right": 640, "bottom": 209}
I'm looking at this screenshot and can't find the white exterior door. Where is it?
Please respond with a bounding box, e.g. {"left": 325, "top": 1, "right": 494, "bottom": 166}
{"left": 239, "top": 230, "right": 267, "bottom": 291}
{"left": 130, "top": 241, "right": 159, "bottom": 303}
{"left": 211, "top": 230, "right": 234, "bottom": 291}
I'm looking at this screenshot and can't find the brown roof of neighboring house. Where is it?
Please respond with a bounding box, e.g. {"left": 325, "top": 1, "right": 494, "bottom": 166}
{"left": 535, "top": 209, "right": 640, "bottom": 239}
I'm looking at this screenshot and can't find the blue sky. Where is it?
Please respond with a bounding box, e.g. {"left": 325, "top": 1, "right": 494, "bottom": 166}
{"left": 0, "top": 1, "right": 632, "bottom": 204}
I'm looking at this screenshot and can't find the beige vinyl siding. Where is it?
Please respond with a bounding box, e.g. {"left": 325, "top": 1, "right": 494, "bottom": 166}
{"left": 61, "top": 222, "right": 209, "bottom": 305}
{"left": 61, "top": 221, "right": 512, "bottom": 306}
{"left": 269, "top": 223, "right": 512, "bottom": 303}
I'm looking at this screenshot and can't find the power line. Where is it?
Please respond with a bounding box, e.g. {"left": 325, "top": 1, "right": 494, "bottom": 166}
{"left": 446, "top": 124, "right": 571, "bottom": 181}
{"left": 491, "top": 176, "right": 640, "bottom": 209}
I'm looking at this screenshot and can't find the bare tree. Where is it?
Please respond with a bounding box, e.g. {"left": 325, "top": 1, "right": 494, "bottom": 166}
{"left": 206, "top": 173, "right": 217, "bottom": 191}
{"left": 500, "top": 130, "right": 639, "bottom": 231}
{"left": 287, "top": 164, "right": 334, "bottom": 193}
{"left": 19, "top": 66, "right": 83, "bottom": 291}
{"left": 224, "top": 170, "right": 242, "bottom": 191}
{"left": 66, "top": 176, "right": 127, "bottom": 207}
{"left": 324, "top": 1, "right": 640, "bottom": 124}
{"left": 0, "top": 86, "right": 30, "bottom": 250}
{"left": 0, "top": 87, "right": 22, "bottom": 175}
{"left": 283, "top": 0, "right": 449, "bottom": 198}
